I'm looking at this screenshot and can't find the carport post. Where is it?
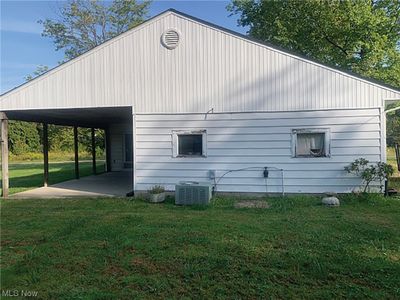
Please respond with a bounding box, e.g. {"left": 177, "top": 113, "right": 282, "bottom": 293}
{"left": 91, "top": 128, "right": 96, "bottom": 175}
{"left": 1, "top": 112, "right": 9, "bottom": 198}
{"left": 43, "top": 123, "right": 49, "bottom": 187}
{"left": 74, "top": 126, "right": 79, "bottom": 179}
{"left": 105, "top": 128, "right": 111, "bottom": 172}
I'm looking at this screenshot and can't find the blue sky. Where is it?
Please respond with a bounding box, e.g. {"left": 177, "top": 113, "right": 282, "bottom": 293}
{"left": 0, "top": 0, "right": 247, "bottom": 94}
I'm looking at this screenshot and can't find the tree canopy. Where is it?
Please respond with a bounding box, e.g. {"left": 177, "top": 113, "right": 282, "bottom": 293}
{"left": 39, "top": 0, "right": 151, "bottom": 60}
{"left": 228, "top": 0, "right": 400, "bottom": 88}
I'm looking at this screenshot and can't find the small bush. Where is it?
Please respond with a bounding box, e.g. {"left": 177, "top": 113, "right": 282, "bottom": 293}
{"left": 345, "top": 158, "right": 394, "bottom": 193}
{"left": 148, "top": 185, "right": 165, "bottom": 194}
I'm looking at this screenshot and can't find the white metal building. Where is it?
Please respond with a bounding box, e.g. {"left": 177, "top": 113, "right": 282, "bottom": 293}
{"left": 1, "top": 9, "right": 400, "bottom": 195}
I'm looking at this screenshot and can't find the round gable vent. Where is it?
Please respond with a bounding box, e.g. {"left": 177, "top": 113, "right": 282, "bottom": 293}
{"left": 161, "top": 29, "right": 180, "bottom": 49}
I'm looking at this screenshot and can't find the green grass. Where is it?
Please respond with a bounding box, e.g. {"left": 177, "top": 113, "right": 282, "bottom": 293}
{"left": 3, "top": 148, "right": 399, "bottom": 195}
{"left": 1, "top": 195, "right": 400, "bottom": 299}
{"left": 4, "top": 161, "right": 106, "bottom": 195}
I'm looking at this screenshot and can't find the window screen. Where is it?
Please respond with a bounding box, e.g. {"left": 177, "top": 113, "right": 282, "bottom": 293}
{"left": 296, "top": 132, "right": 325, "bottom": 157}
{"left": 178, "top": 134, "right": 203, "bottom": 156}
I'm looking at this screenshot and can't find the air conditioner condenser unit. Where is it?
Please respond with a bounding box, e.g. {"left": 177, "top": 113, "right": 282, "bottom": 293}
{"left": 175, "top": 181, "right": 212, "bottom": 205}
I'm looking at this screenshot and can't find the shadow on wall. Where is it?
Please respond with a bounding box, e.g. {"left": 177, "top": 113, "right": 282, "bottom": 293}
{"left": 136, "top": 57, "right": 378, "bottom": 193}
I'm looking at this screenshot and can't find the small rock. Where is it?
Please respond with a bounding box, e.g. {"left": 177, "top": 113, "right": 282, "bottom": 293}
{"left": 325, "top": 192, "right": 337, "bottom": 197}
{"left": 322, "top": 196, "right": 340, "bottom": 206}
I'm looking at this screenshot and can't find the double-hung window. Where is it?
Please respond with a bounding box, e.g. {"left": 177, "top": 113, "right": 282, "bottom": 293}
{"left": 292, "top": 128, "right": 330, "bottom": 158}
{"left": 172, "top": 130, "right": 207, "bottom": 157}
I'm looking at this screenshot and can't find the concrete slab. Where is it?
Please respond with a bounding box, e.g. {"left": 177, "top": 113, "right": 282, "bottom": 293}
{"left": 11, "top": 171, "right": 132, "bottom": 198}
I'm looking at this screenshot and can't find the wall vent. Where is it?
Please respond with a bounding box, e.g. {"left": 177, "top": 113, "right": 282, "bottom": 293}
{"left": 161, "top": 29, "right": 180, "bottom": 49}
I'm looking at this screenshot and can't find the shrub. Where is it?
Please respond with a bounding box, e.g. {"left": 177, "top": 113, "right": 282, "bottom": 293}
{"left": 148, "top": 185, "right": 165, "bottom": 194}
{"left": 345, "top": 158, "right": 394, "bottom": 193}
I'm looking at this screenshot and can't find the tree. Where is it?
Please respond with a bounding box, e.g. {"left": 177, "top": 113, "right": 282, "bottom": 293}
{"left": 228, "top": 0, "right": 400, "bottom": 88}
{"left": 8, "top": 121, "right": 41, "bottom": 155}
{"left": 24, "top": 65, "right": 49, "bottom": 81}
{"left": 39, "top": 0, "right": 151, "bottom": 60}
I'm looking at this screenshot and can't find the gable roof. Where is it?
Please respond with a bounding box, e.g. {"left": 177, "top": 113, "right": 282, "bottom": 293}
{"left": 2, "top": 8, "right": 399, "bottom": 98}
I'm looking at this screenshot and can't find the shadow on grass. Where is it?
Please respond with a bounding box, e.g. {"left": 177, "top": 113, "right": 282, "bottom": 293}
{"left": 5, "top": 162, "right": 106, "bottom": 194}
{"left": 389, "top": 177, "right": 400, "bottom": 190}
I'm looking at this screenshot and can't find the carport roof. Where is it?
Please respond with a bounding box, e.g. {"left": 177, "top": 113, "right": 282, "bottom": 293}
{"left": 4, "top": 106, "right": 132, "bottom": 128}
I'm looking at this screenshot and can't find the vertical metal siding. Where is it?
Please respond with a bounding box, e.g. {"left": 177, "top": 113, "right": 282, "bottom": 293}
{"left": 1, "top": 12, "right": 399, "bottom": 112}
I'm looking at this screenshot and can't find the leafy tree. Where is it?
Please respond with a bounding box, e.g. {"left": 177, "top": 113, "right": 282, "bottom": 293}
{"left": 8, "top": 121, "right": 41, "bottom": 155}
{"left": 39, "top": 0, "right": 151, "bottom": 60}
{"left": 24, "top": 65, "right": 49, "bottom": 81}
{"left": 228, "top": 0, "right": 400, "bottom": 88}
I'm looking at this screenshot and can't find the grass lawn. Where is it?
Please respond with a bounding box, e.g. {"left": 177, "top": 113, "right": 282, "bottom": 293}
{"left": 1, "top": 195, "right": 400, "bottom": 299}
{"left": 3, "top": 161, "right": 105, "bottom": 195}
{"left": 2, "top": 148, "right": 398, "bottom": 195}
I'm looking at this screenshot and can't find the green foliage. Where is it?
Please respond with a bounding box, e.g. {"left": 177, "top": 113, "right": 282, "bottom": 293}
{"left": 77, "top": 128, "right": 105, "bottom": 153}
{"left": 39, "top": 0, "right": 151, "bottom": 60}
{"left": 8, "top": 121, "right": 105, "bottom": 157}
{"left": 24, "top": 65, "right": 49, "bottom": 81}
{"left": 345, "top": 158, "right": 394, "bottom": 192}
{"left": 228, "top": 0, "right": 400, "bottom": 88}
{"left": 8, "top": 121, "right": 41, "bottom": 155}
{"left": 148, "top": 185, "right": 165, "bottom": 194}
{"left": 47, "top": 125, "right": 74, "bottom": 152}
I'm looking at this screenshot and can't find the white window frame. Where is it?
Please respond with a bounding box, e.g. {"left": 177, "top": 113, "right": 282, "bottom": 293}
{"left": 291, "top": 128, "right": 331, "bottom": 158}
{"left": 172, "top": 130, "right": 207, "bottom": 158}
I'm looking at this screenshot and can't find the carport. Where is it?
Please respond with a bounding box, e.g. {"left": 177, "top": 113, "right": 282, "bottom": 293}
{"left": 0, "top": 106, "right": 134, "bottom": 198}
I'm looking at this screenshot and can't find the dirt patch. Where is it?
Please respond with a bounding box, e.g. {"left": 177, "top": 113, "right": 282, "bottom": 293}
{"left": 103, "top": 265, "right": 128, "bottom": 277}
{"left": 1, "top": 240, "right": 33, "bottom": 247}
{"left": 131, "top": 257, "right": 159, "bottom": 273}
{"left": 234, "top": 200, "right": 270, "bottom": 209}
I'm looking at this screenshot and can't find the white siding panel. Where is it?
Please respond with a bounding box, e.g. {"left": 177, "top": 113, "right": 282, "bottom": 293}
{"left": 134, "top": 108, "right": 382, "bottom": 193}
{"left": 1, "top": 12, "right": 399, "bottom": 112}
{"left": 109, "top": 123, "right": 132, "bottom": 171}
